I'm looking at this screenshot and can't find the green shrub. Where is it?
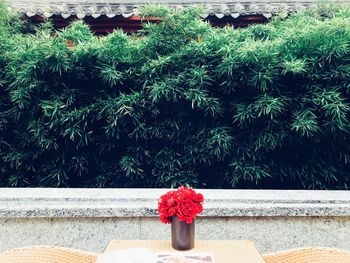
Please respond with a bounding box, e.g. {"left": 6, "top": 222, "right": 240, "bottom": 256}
{"left": 0, "top": 3, "right": 350, "bottom": 189}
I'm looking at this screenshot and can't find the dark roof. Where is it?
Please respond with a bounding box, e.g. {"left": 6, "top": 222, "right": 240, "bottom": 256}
{"left": 7, "top": 0, "right": 339, "bottom": 19}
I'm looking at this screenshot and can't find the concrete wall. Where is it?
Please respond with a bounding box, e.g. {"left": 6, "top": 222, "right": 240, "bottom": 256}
{"left": 0, "top": 189, "right": 350, "bottom": 254}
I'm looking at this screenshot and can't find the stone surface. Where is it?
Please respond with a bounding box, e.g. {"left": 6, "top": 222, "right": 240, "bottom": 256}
{"left": 1, "top": 188, "right": 350, "bottom": 218}
{"left": 311, "top": 217, "right": 350, "bottom": 249}
{"left": 140, "top": 218, "right": 169, "bottom": 240}
{"left": 1, "top": 216, "right": 350, "bottom": 253}
{"left": 226, "top": 217, "right": 315, "bottom": 252}
{"left": 1, "top": 189, "right": 350, "bottom": 253}
{"left": 196, "top": 218, "right": 228, "bottom": 240}
{"left": 51, "top": 217, "right": 140, "bottom": 252}
{"left": 0, "top": 218, "right": 52, "bottom": 249}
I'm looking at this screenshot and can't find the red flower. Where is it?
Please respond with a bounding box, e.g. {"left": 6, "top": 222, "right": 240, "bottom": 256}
{"left": 158, "top": 186, "right": 204, "bottom": 224}
{"left": 177, "top": 200, "right": 198, "bottom": 223}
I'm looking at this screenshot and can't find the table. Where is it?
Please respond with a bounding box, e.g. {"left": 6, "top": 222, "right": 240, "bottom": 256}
{"left": 104, "top": 240, "right": 266, "bottom": 263}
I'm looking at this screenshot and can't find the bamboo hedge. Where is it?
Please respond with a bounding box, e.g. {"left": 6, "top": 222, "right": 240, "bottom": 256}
{"left": 0, "top": 3, "right": 350, "bottom": 188}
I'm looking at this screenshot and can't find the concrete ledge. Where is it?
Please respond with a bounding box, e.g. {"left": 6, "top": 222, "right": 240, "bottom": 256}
{"left": 1, "top": 188, "right": 350, "bottom": 218}
{"left": 1, "top": 189, "right": 350, "bottom": 253}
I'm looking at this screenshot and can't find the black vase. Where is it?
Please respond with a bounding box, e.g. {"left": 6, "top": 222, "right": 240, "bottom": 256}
{"left": 171, "top": 216, "right": 195, "bottom": 250}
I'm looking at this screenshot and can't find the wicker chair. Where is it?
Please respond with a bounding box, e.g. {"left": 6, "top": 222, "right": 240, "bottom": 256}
{"left": 0, "top": 246, "right": 97, "bottom": 263}
{"left": 263, "top": 247, "right": 350, "bottom": 263}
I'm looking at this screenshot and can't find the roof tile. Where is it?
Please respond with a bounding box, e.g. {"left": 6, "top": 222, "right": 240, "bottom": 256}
{"left": 5, "top": 0, "right": 347, "bottom": 19}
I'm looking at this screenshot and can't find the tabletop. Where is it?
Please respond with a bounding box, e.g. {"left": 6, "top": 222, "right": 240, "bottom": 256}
{"left": 104, "top": 240, "right": 266, "bottom": 263}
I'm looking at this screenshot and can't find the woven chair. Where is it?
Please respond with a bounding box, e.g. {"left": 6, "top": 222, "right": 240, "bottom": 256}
{"left": 263, "top": 247, "right": 350, "bottom": 263}
{"left": 0, "top": 246, "right": 97, "bottom": 263}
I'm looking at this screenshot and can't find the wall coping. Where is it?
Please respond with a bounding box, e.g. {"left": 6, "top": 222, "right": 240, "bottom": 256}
{"left": 7, "top": 0, "right": 349, "bottom": 20}
{"left": 1, "top": 188, "right": 350, "bottom": 218}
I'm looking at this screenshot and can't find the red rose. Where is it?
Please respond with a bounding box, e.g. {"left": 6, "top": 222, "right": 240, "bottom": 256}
{"left": 167, "top": 198, "right": 176, "bottom": 207}
{"left": 168, "top": 207, "right": 177, "bottom": 216}
{"left": 177, "top": 199, "right": 201, "bottom": 224}
{"left": 158, "top": 186, "right": 204, "bottom": 224}
{"left": 195, "top": 193, "right": 204, "bottom": 203}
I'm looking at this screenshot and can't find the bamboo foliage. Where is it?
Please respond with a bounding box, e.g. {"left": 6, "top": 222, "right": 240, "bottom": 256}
{"left": 0, "top": 3, "right": 349, "bottom": 189}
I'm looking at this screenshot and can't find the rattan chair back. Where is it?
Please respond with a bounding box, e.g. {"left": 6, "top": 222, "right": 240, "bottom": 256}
{"left": 0, "top": 246, "right": 97, "bottom": 263}
{"left": 263, "top": 247, "right": 350, "bottom": 263}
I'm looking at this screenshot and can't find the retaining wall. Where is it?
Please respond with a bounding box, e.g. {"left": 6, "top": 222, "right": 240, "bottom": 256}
{"left": 0, "top": 189, "right": 349, "bottom": 253}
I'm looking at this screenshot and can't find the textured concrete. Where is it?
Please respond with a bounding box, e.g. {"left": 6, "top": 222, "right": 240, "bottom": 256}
{"left": 51, "top": 218, "right": 140, "bottom": 252}
{"left": 1, "top": 188, "right": 350, "bottom": 217}
{"left": 1, "top": 189, "right": 350, "bottom": 254}
{"left": 1, "top": 216, "right": 350, "bottom": 253}
{"left": 0, "top": 218, "right": 52, "bottom": 249}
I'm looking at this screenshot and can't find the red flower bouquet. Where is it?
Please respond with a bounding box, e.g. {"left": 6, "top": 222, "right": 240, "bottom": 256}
{"left": 158, "top": 186, "right": 204, "bottom": 224}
